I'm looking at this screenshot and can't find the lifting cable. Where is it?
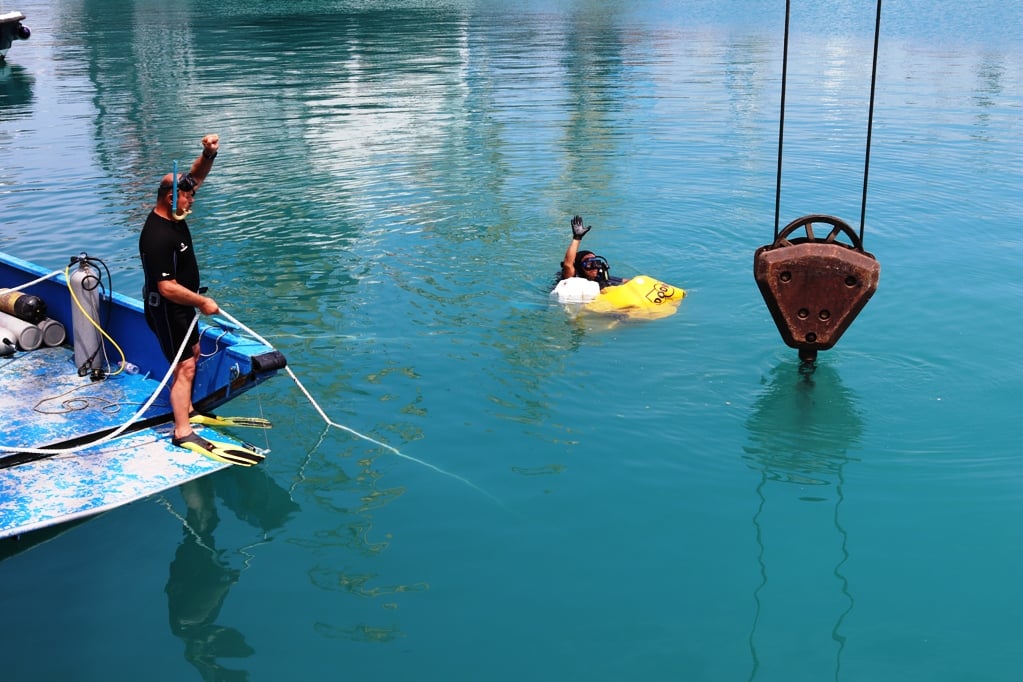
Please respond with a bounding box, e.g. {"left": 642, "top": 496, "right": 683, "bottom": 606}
{"left": 757, "top": 0, "right": 883, "bottom": 362}
{"left": 859, "top": 0, "right": 883, "bottom": 246}
{"left": 772, "top": 0, "right": 884, "bottom": 246}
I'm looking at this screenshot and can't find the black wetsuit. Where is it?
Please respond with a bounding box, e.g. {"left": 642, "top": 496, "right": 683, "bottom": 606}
{"left": 139, "top": 211, "right": 202, "bottom": 361}
{"left": 601, "top": 275, "right": 624, "bottom": 289}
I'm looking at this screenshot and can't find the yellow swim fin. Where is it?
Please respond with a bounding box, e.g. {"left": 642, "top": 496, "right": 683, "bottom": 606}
{"left": 189, "top": 410, "right": 272, "bottom": 429}
{"left": 172, "top": 432, "right": 265, "bottom": 467}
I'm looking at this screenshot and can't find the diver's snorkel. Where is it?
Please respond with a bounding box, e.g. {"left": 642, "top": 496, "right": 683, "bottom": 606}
{"left": 170, "top": 160, "right": 192, "bottom": 221}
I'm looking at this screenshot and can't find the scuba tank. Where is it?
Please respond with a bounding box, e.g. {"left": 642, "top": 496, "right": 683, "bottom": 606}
{"left": 0, "top": 319, "right": 21, "bottom": 355}
{"left": 70, "top": 257, "right": 103, "bottom": 373}
{"left": 37, "top": 318, "right": 67, "bottom": 347}
{"left": 0, "top": 310, "right": 43, "bottom": 350}
{"left": 0, "top": 288, "right": 47, "bottom": 323}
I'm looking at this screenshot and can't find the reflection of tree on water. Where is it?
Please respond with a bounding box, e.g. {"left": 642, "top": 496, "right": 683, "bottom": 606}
{"left": 742, "top": 361, "right": 864, "bottom": 682}
{"left": 165, "top": 467, "right": 298, "bottom": 682}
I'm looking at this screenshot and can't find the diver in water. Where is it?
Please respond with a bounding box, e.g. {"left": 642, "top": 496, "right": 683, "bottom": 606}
{"left": 558, "top": 215, "right": 625, "bottom": 289}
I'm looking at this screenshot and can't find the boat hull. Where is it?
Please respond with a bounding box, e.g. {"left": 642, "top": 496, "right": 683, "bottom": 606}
{"left": 0, "top": 251, "right": 286, "bottom": 541}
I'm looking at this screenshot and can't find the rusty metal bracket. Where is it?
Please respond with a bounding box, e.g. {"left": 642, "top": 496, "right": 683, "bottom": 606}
{"left": 754, "top": 214, "right": 880, "bottom": 362}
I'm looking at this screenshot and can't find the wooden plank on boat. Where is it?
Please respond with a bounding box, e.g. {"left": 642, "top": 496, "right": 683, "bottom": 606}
{"left": 0, "top": 425, "right": 245, "bottom": 539}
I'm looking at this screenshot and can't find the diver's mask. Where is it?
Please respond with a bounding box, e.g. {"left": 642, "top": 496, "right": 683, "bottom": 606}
{"left": 580, "top": 255, "right": 611, "bottom": 284}
{"left": 162, "top": 172, "right": 198, "bottom": 221}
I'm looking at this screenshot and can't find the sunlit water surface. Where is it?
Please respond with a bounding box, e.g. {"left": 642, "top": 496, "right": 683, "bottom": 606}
{"left": 1, "top": 1, "right": 1021, "bottom": 680}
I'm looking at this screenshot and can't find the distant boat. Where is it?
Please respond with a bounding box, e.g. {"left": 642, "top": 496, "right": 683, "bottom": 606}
{"left": 0, "top": 250, "right": 287, "bottom": 541}
{"left": 0, "top": 11, "right": 30, "bottom": 62}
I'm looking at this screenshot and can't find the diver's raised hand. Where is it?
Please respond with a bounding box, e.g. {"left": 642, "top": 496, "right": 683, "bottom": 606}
{"left": 571, "top": 215, "right": 591, "bottom": 240}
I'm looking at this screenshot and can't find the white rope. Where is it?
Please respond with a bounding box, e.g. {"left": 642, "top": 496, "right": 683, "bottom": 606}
{"left": 216, "top": 308, "right": 503, "bottom": 505}
{"left": 2, "top": 298, "right": 504, "bottom": 509}
{"left": 1, "top": 268, "right": 65, "bottom": 293}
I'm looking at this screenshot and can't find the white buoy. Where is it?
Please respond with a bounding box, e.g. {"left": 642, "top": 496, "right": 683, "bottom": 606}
{"left": 550, "top": 277, "right": 601, "bottom": 303}
{"left": 0, "top": 310, "right": 43, "bottom": 350}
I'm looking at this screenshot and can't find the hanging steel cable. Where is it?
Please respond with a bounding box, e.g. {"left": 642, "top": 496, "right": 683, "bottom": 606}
{"left": 755, "top": 0, "right": 884, "bottom": 364}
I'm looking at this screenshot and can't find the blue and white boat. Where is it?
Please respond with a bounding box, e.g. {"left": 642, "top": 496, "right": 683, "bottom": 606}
{"left": 0, "top": 10, "right": 30, "bottom": 62}
{"left": 0, "top": 250, "right": 287, "bottom": 541}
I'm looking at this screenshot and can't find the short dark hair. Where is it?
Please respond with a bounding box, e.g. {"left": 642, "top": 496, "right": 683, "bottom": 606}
{"left": 574, "top": 250, "right": 595, "bottom": 271}
{"left": 157, "top": 172, "right": 197, "bottom": 201}
{"left": 156, "top": 182, "right": 173, "bottom": 202}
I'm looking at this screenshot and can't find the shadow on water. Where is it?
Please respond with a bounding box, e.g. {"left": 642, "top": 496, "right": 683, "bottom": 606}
{"left": 0, "top": 518, "right": 89, "bottom": 562}
{"left": 742, "top": 359, "right": 864, "bottom": 682}
{"left": 164, "top": 465, "right": 299, "bottom": 682}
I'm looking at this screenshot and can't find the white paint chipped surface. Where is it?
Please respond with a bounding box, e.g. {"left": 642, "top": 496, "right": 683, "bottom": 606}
{"left": 0, "top": 426, "right": 228, "bottom": 538}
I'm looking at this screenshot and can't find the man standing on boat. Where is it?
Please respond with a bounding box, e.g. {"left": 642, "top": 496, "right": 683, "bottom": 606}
{"left": 138, "top": 134, "right": 222, "bottom": 454}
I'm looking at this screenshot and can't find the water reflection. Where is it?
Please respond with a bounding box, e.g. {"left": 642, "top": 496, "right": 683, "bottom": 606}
{"left": 0, "top": 61, "right": 34, "bottom": 113}
{"left": 970, "top": 54, "right": 1006, "bottom": 142}
{"left": 285, "top": 434, "right": 425, "bottom": 642}
{"left": 165, "top": 467, "right": 298, "bottom": 681}
{"left": 742, "top": 360, "right": 864, "bottom": 681}
{"left": 744, "top": 361, "right": 864, "bottom": 485}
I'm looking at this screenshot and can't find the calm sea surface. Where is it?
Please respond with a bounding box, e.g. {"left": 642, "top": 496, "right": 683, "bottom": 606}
{"left": 2, "top": 1, "right": 1021, "bottom": 680}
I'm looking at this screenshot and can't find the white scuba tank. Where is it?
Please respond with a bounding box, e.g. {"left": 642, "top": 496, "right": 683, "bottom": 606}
{"left": 70, "top": 259, "right": 103, "bottom": 371}
{"left": 0, "top": 320, "right": 21, "bottom": 355}
{"left": 0, "top": 310, "right": 43, "bottom": 350}
{"left": 37, "top": 317, "right": 67, "bottom": 347}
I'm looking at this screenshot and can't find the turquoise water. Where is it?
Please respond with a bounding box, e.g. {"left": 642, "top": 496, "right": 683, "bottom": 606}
{"left": 2, "top": 1, "right": 1022, "bottom": 679}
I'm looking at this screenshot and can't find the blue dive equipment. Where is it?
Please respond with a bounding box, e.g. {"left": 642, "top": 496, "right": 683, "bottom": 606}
{"left": 169, "top": 160, "right": 193, "bottom": 221}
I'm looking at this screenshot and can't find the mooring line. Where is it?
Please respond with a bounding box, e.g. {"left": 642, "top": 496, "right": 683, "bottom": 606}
{"left": 217, "top": 309, "right": 504, "bottom": 508}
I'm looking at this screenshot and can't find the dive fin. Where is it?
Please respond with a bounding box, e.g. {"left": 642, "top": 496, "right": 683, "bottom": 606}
{"left": 172, "top": 432, "right": 265, "bottom": 467}
{"left": 189, "top": 410, "right": 272, "bottom": 429}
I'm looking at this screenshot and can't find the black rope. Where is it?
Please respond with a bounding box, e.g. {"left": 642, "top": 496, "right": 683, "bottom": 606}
{"left": 859, "top": 0, "right": 883, "bottom": 246}
{"left": 773, "top": 0, "right": 791, "bottom": 240}
{"left": 773, "top": 0, "right": 883, "bottom": 246}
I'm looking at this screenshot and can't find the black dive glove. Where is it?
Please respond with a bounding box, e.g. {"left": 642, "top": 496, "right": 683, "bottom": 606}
{"left": 571, "top": 215, "right": 591, "bottom": 240}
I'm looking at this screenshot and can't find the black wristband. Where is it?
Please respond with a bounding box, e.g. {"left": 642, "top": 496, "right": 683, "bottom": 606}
{"left": 202, "top": 148, "right": 218, "bottom": 160}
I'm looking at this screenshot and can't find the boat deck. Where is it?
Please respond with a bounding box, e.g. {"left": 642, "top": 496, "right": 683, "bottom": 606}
{"left": 2, "top": 346, "right": 166, "bottom": 448}
{"left": 0, "top": 345, "right": 254, "bottom": 539}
